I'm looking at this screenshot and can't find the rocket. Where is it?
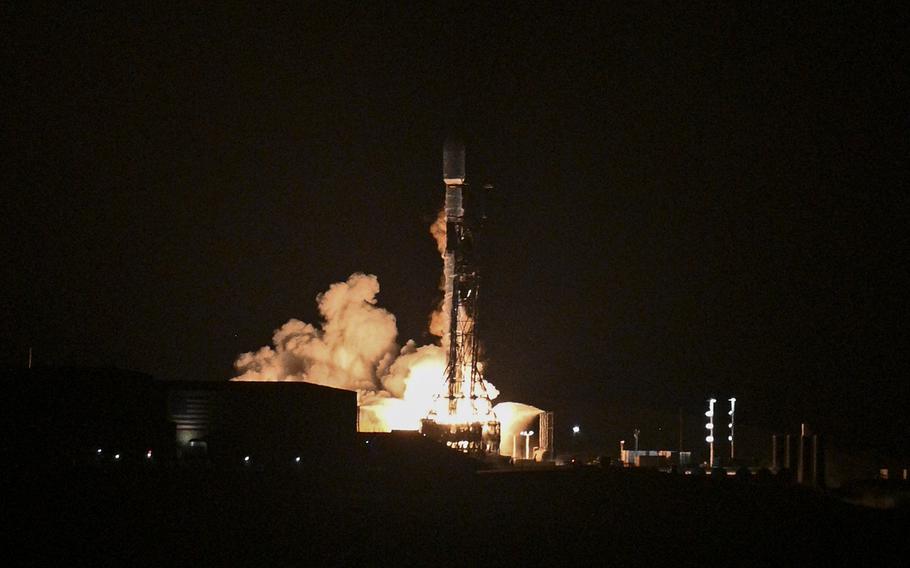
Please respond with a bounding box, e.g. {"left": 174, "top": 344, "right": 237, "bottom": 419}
{"left": 443, "top": 137, "right": 465, "bottom": 186}
{"left": 419, "top": 138, "right": 500, "bottom": 456}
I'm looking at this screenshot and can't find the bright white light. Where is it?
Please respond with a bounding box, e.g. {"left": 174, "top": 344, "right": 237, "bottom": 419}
{"left": 705, "top": 411, "right": 714, "bottom": 417}
{"left": 728, "top": 436, "right": 733, "bottom": 441}
{"left": 705, "top": 423, "right": 714, "bottom": 429}
{"left": 295, "top": 456, "right": 301, "bottom": 463}
{"left": 96, "top": 448, "right": 102, "bottom": 454}
{"left": 728, "top": 423, "right": 733, "bottom": 428}
{"left": 146, "top": 450, "right": 153, "bottom": 459}
{"left": 705, "top": 436, "right": 714, "bottom": 443}
{"left": 243, "top": 456, "right": 250, "bottom": 462}
{"left": 114, "top": 454, "right": 120, "bottom": 460}
{"left": 709, "top": 398, "right": 717, "bottom": 403}
{"left": 572, "top": 425, "right": 580, "bottom": 434}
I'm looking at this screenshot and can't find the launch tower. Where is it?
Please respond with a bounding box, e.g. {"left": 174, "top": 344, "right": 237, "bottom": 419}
{"left": 420, "top": 139, "right": 501, "bottom": 455}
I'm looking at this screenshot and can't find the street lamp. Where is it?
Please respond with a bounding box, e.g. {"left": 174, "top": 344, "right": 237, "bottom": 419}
{"left": 572, "top": 425, "right": 580, "bottom": 434}
{"left": 728, "top": 397, "right": 736, "bottom": 461}
{"left": 520, "top": 430, "right": 535, "bottom": 460}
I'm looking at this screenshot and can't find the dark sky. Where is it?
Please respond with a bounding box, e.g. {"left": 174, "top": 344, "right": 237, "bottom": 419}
{"left": 3, "top": 4, "right": 908, "bottom": 457}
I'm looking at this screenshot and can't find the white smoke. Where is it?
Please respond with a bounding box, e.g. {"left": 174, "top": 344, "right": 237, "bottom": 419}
{"left": 233, "top": 273, "right": 398, "bottom": 392}
{"left": 232, "top": 212, "right": 520, "bottom": 434}
{"left": 233, "top": 272, "right": 458, "bottom": 431}
{"left": 494, "top": 402, "right": 543, "bottom": 459}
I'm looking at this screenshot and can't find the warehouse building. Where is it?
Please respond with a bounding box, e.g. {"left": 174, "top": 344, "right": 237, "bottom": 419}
{"left": 4, "top": 367, "right": 357, "bottom": 469}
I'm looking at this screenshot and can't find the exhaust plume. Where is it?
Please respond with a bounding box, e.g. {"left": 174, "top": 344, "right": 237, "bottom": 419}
{"left": 233, "top": 272, "right": 451, "bottom": 431}
{"left": 234, "top": 211, "right": 526, "bottom": 441}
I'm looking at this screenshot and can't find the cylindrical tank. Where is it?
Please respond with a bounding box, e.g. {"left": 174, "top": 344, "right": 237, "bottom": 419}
{"left": 443, "top": 138, "right": 465, "bottom": 185}
{"left": 771, "top": 434, "right": 779, "bottom": 471}
{"left": 784, "top": 434, "right": 792, "bottom": 469}
{"left": 798, "top": 423, "right": 814, "bottom": 486}
{"left": 812, "top": 434, "right": 825, "bottom": 488}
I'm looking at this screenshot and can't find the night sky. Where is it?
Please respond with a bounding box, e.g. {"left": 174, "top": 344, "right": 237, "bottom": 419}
{"left": 3, "top": 4, "right": 907, "bottom": 457}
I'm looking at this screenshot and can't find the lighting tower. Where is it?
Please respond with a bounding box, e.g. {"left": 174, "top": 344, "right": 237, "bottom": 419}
{"left": 520, "top": 430, "right": 534, "bottom": 460}
{"left": 705, "top": 398, "right": 716, "bottom": 468}
{"left": 420, "top": 138, "right": 500, "bottom": 455}
{"left": 728, "top": 397, "right": 736, "bottom": 461}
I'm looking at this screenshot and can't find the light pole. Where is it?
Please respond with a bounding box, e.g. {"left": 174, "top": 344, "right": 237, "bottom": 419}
{"left": 633, "top": 428, "right": 640, "bottom": 452}
{"left": 571, "top": 425, "right": 580, "bottom": 454}
{"left": 705, "top": 398, "right": 717, "bottom": 468}
{"left": 520, "top": 430, "right": 534, "bottom": 460}
{"left": 728, "top": 397, "right": 736, "bottom": 461}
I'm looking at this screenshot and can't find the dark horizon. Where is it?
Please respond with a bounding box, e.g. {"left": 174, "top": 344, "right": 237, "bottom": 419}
{"left": 3, "top": 5, "right": 907, "bottom": 457}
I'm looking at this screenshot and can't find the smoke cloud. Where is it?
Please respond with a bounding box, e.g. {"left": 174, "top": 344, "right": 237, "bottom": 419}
{"left": 233, "top": 211, "right": 520, "bottom": 439}
{"left": 233, "top": 272, "right": 452, "bottom": 430}
{"left": 234, "top": 273, "right": 397, "bottom": 391}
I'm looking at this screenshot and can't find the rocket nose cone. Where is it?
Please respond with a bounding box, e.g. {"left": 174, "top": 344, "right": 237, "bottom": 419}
{"left": 443, "top": 137, "right": 465, "bottom": 184}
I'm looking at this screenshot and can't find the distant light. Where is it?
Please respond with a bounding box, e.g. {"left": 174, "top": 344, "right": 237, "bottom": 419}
{"left": 295, "top": 456, "right": 301, "bottom": 463}
{"left": 96, "top": 448, "right": 103, "bottom": 454}
{"left": 243, "top": 455, "right": 250, "bottom": 462}
{"left": 705, "top": 423, "right": 714, "bottom": 429}
{"left": 705, "top": 411, "right": 714, "bottom": 417}
{"left": 728, "top": 436, "right": 733, "bottom": 441}
{"left": 572, "top": 425, "right": 580, "bottom": 434}
{"left": 114, "top": 454, "right": 120, "bottom": 460}
{"left": 365, "top": 440, "right": 370, "bottom": 445}
{"left": 146, "top": 450, "right": 153, "bottom": 459}
{"left": 709, "top": 398, "right": 717, "bottom": 403}
{"left": 706, "top": 436, "right": 714, "bottom": 443}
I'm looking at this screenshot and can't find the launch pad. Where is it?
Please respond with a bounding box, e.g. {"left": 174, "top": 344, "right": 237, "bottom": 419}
{"left": 419, "top": 418, "right": 500, "bottom": 455}
{"left": 419, "top": 139, "right": 501, "bottom": 456}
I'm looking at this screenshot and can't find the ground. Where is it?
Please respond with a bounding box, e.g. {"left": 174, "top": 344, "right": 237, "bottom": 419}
{"left": 10, "top": 461, "right": 908, "bottom": 566}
